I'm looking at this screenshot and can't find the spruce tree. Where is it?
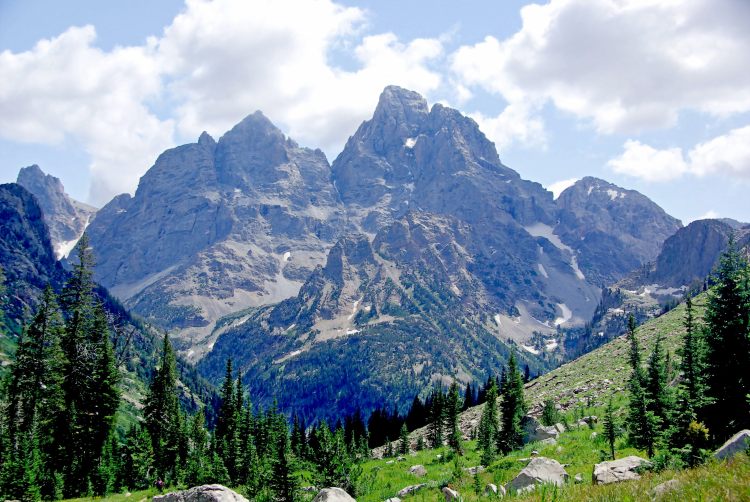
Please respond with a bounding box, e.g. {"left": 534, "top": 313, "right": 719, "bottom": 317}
{"left": 270, "top": 431, "right": 297, "bottom": 502}
{"left": 398, "top": 423, "right": 410, "bottom": 455}
{"left": 497, "top": 353, "right": 527, "bottom": 454}
{"left": 477, "top": 379, "right": 499, "bottom": 466}
{"left": 624, "top": 315, "right": 658, "bottom": 457}
{"left": 428, "top": 387, "right": 444, "bottom": 448}
{"left": 703, "top": 237, "right": 750, "bottom": 442}
{"left": 602, "top": 398, "right": 618, "bottom": 460}
{"left": 540, "top": 398, "right": 559, "bottom": 426}
{"left": 215, "top": 358, "right": 238, "bottom": 479}
{"left": 445, "top": 381, "right": 463, "bottom": 454}
{"left": 122, "top": 425, "right": 153, "bottom": 490}
{"left": 144, "top": 334, "right": 182, "bottom": 481}
{"left": 645, "top": 334, "right": 670, "bottom": 427}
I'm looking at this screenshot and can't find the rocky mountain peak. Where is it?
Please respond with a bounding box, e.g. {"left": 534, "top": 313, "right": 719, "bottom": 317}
{"left": 16, "top": 164, "right": 97, "bottom": 259}
{"left": 197, "top": 131, "right": 216, "bottom": 148}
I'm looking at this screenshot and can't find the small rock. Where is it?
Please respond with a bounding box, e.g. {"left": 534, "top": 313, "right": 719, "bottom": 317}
{"left": 553, "top": 423, "right": 566, "bottom": 434}
{"left": 384, "top": 498, "right": 401, "bottom": 502}
{"left": 539, "top": 438, "right": 557, "bottom": 446}
{"left": 506, "top": 457, "right": 569, "bottom": 494}
{"left": 714, "top": 429, "right": 750, "bottom": 460}
{"left": 484, "top": 483, "right": 497, "bottom": 496}
{"left": 442, "top": 487, "right": 460, "bottom": 501}
{"left": 464, "top": 465, "right": 485, "bottom": 475}
{"left": 574, "top": 473, "right": 583, "bottom": 484}
{"left": 396, "top": 484, "right": 427, "bottom": 498}
{"left": 590, "top": 432, "right": 598, "bottom": 440}
{"left": 386, "top": 460, "right": 395, "bottom": 465}
{"left": 397, "top": 456, "right": 406, "bottom": 461}
{"left": 651, "top": 479, "right": 680, "bottom": 499}
{"left": 301, "top": 486, "right": 318, "bottom": 492}
{"left": 530, "top": 450, "right": 540, "bottom": 456}
{"left": 153, "top": 485, "right": 248, "bottom": 502}
{"left": 312, "top": 488, "right": 356, "bottom": 502}
{"left": 593, "top": 456, "right": 652, "bottom": 485}
{"left": 408, "top": 464, "right": 427, "bottom": 477}
{"left": 124, "top": 494, "right": 132, "bottom": 498}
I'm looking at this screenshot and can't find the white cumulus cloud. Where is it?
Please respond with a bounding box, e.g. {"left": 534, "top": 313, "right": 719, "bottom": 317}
{"left": 608, "top": 126, "right": 750, "bottom": 182}
{"left": 451, "top": 0, "right": 750, "bottom": 138}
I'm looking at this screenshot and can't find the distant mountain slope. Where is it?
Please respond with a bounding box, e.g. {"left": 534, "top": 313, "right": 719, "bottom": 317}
{"left": 0, "top": 183, "right": 216, "bottom": 421}
{"left": 555, "top": 176, "right": 682, "bottom": 285}
{"left": 84, "top": 113, "right": 347, "bottom": 360}
{"left": 16, "top": 165, "right": 97, "bottom": 259}
{"left": 199, "top": 212, "right": 549, "bottom": 421}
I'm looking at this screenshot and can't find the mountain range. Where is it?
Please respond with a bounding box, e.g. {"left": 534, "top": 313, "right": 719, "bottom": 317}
{"left": 16, "top": 85, "right": 745, "bottom": 421}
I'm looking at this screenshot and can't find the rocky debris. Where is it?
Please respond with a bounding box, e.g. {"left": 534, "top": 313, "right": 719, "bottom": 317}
{"left": 522, "top": 416, "right": 560, "bottom": 443}
{"left": 408, "top": 465, "right": 427, "bottom": 477}
{"left": 593, "top": 456, "right": 651, "bottom": 484}
{"left": 396, "top": 484, "right": 427, "bottom": 498}
{"left": 441, "top": 487, "right": 460, "bottom": 501}
{"left": 506, "top": 457, "right": 569, "bottom": 494}
{"left": 650, "top": 479, "right": 680, "bottom": 499}
{"left": 312, "top": 488, "right": 356, "bottom": 502}
{"left": 464, "top": 466, "right": 485, "bottom": 475}
{"left": 153, "top": 484, "right": 248, "bottom": 502}
{"left": 714, "top": 430, "right": 750, "bottom": 460}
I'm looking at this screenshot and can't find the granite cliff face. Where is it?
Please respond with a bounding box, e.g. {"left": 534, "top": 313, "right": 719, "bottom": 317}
{"left": 16, "top": 165, "right": 97, "bottom": 259}
{"left": 84, "top": 112, "right": 346, "bottom": 359}
{"left": 0, "top": 183, "right": 64, "bottom": 328}
{"left": 555, "top": 176, "right": 682, "bottom": 285}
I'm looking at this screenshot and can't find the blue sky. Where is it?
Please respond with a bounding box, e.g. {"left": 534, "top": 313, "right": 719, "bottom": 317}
{"left": 1, "top": 0, "right": 748, "bottom": 223}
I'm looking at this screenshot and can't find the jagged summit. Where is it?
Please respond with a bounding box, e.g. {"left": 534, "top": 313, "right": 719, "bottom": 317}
{"left": 16, "top": 164, "right": 97, "bottom": 259}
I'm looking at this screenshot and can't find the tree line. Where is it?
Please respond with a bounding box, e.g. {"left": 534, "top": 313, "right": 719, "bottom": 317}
{"left": 617, "top": 237, "right": 750, "bottom": 466}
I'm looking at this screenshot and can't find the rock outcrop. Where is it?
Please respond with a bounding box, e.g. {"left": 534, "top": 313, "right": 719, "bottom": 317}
{"left": 593, "top": 456, "right": 651, "bottom": 484}
{"left": 714, "top": 430, "right": 750, "bottom": 460}
{"left": 153, "top": 484, "right": 248, "bottom": 502}
{"left": 16, "top": 165, "right": 97, "bottom": 259}
{"left": 507, "top": 457, "right": 568, "bottom": 494}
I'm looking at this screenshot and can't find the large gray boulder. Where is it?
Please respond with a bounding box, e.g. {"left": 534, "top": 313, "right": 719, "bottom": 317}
{"left": 396, "top": 484, "right": 427, "bottom": 498}
{"left": 408, "top": 464, "right": 427, "bottom": 477}
{"left": 507, "top": 457, "right": 569, "bottom": 494}
{"left": 153, "top": 484, "right": 248, "bottom": 502}
{"left": 593, "top": 456, "right": 651, "bottom": 484}
{"left": 714, "top": 430, "right": 750, "bottom": 460}
{"left": 312, "top": 487, "right": 356, "bottom": 502}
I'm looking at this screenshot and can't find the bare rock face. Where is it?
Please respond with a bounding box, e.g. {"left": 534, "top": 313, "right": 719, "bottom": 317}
{"left": 714, "top": 430, "right": 750, "bottom": 460}
{"left": 84, "top": 113, "right": 346, "bottom": 360}
{"left": 16, "top": 165, "right": 97, "bottom": 259}
{"left": 153, "top": 484, "right": 248, "bottom": 502}
{"left": 312, "top": 487, "right": 356, "bottom": 502}
{"left": 507, "top": 457, "right": 569, "bottom": 494}
{"left": 593, "top": 456, "right": 651, "bottom": 484}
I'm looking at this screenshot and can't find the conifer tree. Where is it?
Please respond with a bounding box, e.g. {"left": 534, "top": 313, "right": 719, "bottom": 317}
{"left": 645, "top": 334, "right": 670, "bottom": 426}
{"left": 540, "top": 399, "right": 559, "bottom": 427}
{"left": 445, "top": 381, "right": 463, "bottom": 454}
{"left": 703, "top": 237, "right": 750, "bottom": 442}
{"left": 215, "top": 358, "right": 238, "bottom": 477}
{"left": 602, "top": 398, "right": 618, "bottom": 460}
{"left": 144, "top": 334, "right": 182, "bottom": 481}
{"left": 680, "top": 294, "right": 705, "bottom": 407}
{"left": 428, "top": 387, "right": 444, "bottom": 448}
{"left": 624, "top": 315, "right": 658, "bottom": 457}
{"left": 497, "top": 353, "right": 527, "bottom": 454}
{"left": 477, "top": 379, "right": 499, "bottom": 466}
{"left": 121, "top": 425, "right": 153, "bottom": 490}
{"left": 398, "top": 423, "right": 410, "bottom": 455}
{"left": 185, "top": 409, "right": 209, "bottom": 486}
{"left": 270, "top": 431, "right": 297, "bottom": 502}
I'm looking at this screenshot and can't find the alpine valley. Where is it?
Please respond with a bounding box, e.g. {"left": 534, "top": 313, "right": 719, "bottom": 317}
{"left": 7, "top": 85, "right": 717, "bottom": 423}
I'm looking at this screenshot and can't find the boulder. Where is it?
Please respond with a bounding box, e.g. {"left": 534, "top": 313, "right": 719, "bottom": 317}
{"left": 553, "top": 423, "right": 566, "bottom": 434}
{"left": 593, "top": 456, "right": 651, "bottom": 484}
{"left": 521, "top": 416, "right": 560, "bottom": 443}
{"left": 441, "top": 487, "right": 460, "bottom": 501}
{"left": 651, "top": 479, "right": 680, "bottom": 498}
{"left": 396, "top": 484, "right": 427, "bottom": 498}
{"left": 408, "top": 464, "right": 427, "bottom": 477}
{"left": 312, "top": 488, "right": 356, "bottom": 502}
{"left": 153, "top": 485, "right": 248, "bottom": 502}
{"left": 714, "top": 430, "right": 750, "bottom": 460}
{"left": 506, "top": 457, "right": 569, "bottom": 494}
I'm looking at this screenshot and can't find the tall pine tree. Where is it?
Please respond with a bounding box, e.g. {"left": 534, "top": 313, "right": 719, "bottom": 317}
{"left": 497, "top": 353, "right": 527, "bottom": 454}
